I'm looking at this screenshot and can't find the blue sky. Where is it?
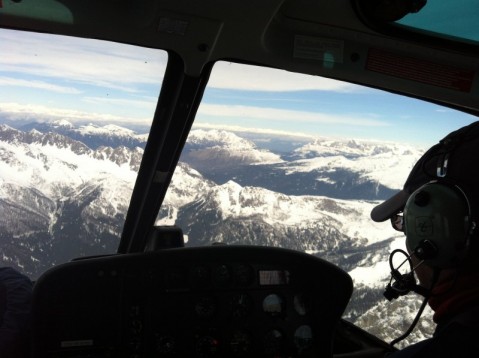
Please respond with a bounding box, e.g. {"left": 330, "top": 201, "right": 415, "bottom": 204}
{"left": 1, "top": 28, "right": 476, "bottom": 148}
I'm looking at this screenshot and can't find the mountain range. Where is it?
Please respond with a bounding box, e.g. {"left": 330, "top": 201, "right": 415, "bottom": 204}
{"left": 0, "top": 119, "right": 431, "bottom": 346}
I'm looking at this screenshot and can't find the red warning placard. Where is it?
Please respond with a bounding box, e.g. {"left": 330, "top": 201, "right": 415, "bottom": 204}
{"left": 366, "top": 48, "right": 475, "bottom": 92}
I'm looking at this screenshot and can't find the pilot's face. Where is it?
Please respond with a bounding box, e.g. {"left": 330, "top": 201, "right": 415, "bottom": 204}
{"left": 406, "top": 240, "right": 456, "bottom": 289}
{"left": 407, "top": 246, "right": 434, "bottom": 287}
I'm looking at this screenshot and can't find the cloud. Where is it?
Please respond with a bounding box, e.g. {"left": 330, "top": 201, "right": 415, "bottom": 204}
{"left": 0, "top": 76, "right": 82, "bottom": 94}
{"left": 2, "top": 29, "right": 366, "bottom": 95}
{"left": 0, "top": 102, "right": 151, "bottom": 125}
{"left": 192, "top": 122, "right": 316, "bottom": 139}
{"left": 82, "top": 96, "right": 157, "bottom": 108}
{"left": 198, "top": 103, "right": 390, "bottom": 127}
{"left": 1, "top": 29, "right": 167, "bottom": 93}
{"left": 208, "top": 62, "right": 366, "bottom": 93}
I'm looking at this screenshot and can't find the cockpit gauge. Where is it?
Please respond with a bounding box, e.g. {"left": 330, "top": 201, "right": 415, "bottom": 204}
{"left": 230, "top": 293, "right": 253, "bottom": 318}
{"left": 294, "top": 325, "right": 313, "bottom": 353}
{"left": 262, "top": 293, "right": 284, "bottom": 316}
{"left": 293, "top": 293, "right": 311, "bottom": 316}
{"left": 263, "top": 329, "right": 284, "bottom": 355}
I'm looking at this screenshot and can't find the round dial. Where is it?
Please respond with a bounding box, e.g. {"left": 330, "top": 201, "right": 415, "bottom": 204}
{"left": 262, "top": 294, "right": 284, "bottom": 316}
{"left": 293, "top": 293, "right": 311, "bottom": 316}
{"left": 294, "top": 325, "right": 313, "bottom": 353}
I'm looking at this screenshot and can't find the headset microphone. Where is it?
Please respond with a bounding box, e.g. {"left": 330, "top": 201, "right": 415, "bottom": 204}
{"left": 383, "top": 247, "right": 435, "bottom": 347}
{"left": 384, "top": 270, "right": 416, "bottom": 301}
{"left": 383, "top": 242, "right": 441, "bottom": 347}
{"left": 383, "top": 248, "right": 432, "bottom": 301}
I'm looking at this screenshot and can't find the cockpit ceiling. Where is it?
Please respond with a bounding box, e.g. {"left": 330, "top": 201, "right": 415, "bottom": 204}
{"left": 1, "top": 0, "right": 478, "bottom": 113}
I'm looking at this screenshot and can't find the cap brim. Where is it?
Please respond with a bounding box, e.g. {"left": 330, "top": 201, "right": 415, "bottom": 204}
{"left": 370, "top": 190, "right": 410, "bottom": 222}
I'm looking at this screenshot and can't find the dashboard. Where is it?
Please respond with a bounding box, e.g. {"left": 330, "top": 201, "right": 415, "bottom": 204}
{"left": 31, "top": 246, "right": 353, "bottom": 357}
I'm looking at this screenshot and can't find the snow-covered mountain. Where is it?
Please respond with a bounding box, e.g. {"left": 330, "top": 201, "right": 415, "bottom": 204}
{"left": 290, "top": 138, "right": 420, "bottom": 190}
{"left": 181, "top": 130, "right": 422, "bottom": 201}
{"left": 164, "top": 179, "right": 389, "bottom": 249}
{"left": 182, "top": 129, "right": 284, "bottom": 168}
{"left": 20, "top": 120, "right": 147, "bottom": 149}
{"left": 0, "top": 124, "right": 139, "bottom": 274}
{"left": 0, "top": 120, "right": 431, "bottom": 345}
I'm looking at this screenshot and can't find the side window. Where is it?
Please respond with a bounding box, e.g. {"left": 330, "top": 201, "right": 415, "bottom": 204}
{"left": 0, "top": 29, "right": 167, "bottom": 279}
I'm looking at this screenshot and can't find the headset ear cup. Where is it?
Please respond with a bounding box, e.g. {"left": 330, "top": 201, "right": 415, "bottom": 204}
{"left": 404, "top": 183, "right": 472, "bottom": 269}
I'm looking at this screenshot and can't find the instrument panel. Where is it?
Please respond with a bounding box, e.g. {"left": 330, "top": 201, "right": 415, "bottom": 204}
{"left": 32, "top": 246, "right": 353, "bottom": 357}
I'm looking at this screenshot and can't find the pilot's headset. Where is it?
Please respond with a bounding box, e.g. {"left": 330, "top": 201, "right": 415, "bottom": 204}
{"left": 372, "top": 121, "right": 479, "bottom": 270}
{"left": 403, "top": 181, "right": 475, "bottom": 269}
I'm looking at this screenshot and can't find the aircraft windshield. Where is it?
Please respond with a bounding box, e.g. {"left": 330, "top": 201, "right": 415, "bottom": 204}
{"left": 0, "top": 29, "right": 166, "bottom": 277}
{"left": 160, "top": 61, "right": 477, "bottom": 345}
{"left": 1, "top": 30, "right": 477, "bottom": 348}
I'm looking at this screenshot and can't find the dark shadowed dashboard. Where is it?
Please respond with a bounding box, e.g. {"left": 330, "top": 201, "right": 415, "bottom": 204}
{"left": 32, "top": 246, "right": 356, "bottom": 357}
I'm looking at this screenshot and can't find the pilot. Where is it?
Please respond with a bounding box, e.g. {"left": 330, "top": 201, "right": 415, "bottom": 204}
{"left": 0, "top": 266, "right": 33, "bottom": 358}
{"left": 370, "top": 121, "right": 479, "bottom": 356}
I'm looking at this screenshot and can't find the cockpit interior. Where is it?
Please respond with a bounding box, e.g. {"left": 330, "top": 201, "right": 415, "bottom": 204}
{"left": 1, "top": 0, "right": 478, "bottom": 357}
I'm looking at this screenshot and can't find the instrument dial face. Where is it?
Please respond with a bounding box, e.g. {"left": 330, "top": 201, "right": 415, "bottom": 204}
{"left": 293, "top": 293, "right": 311, "bottom": 316}
{"left": 262, "top": 294, "right": 284, "bottom": 316}
{"left": 294, "top": 325, "right": 313, "bottom": 353}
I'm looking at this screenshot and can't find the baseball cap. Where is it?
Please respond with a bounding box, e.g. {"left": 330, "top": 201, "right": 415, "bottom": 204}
{"left": 371, "top": 121, "right": 479, "bottom": 222}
